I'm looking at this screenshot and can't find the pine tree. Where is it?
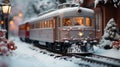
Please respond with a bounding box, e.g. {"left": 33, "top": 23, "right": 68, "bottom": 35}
{"left": 104, "top": 18, "right": 119, "bottom": 41}
{"left": 99, "top": 18, "right": 120, "bottom": 49}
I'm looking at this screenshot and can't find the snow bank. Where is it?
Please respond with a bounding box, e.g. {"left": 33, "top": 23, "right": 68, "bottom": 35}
{"left": 7, "top": 36, "right": 79, "bottom": 67}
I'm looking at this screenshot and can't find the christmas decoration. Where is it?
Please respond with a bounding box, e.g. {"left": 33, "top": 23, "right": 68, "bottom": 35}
{"left": 0, "top": 29, "right": 17, "bottom": 56}
{"left": 112, "top": 39, "right": 120, "bottom": 50}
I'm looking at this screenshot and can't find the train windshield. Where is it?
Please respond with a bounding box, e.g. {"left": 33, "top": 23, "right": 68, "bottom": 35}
{"left": 62, "top": 17, "right": 92, "bottom": 27}
{"left": 62, "top": 18, "right": 72, "bottom": 26}
{"left": 74, "top": 17, "right": 84, "bottom": 26}
{"left": 73, "top": 17, "right": 92, "bottom": 26}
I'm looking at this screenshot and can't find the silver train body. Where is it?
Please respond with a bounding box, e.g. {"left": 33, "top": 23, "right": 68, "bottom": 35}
{"left": 19, "top": 4, "right": 98, "bottom": 54}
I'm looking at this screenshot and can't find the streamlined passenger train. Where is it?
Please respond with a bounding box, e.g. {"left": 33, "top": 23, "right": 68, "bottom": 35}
{"left": 19, "top": 3, "right": 99, "bottom": 54}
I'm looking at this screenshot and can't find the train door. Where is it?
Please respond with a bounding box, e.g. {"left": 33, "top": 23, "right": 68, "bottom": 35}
{"left": 54, "top": 16, "right": 60, "bottom": 42}
{"left": 19, "top": 24, "right": 25, "bottom": 41}
{"left": 25, "top": 22, "right": 30, "bottom": 42}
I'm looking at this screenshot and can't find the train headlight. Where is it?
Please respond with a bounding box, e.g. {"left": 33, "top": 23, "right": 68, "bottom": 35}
{"left": 78, "top": 32, "right": 83, "bottom": 37}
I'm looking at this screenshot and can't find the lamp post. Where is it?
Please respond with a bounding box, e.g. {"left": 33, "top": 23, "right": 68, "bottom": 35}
{"left": 1, "top": 0, "right": 11, "bottom": 39}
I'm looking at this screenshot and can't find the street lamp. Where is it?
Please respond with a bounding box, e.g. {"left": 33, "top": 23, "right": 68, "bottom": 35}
{"left": 1, "top": 0, "right": 11, "bottom": 39}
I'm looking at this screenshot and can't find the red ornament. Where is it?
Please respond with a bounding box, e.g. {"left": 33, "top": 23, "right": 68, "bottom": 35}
{"left": 7, "top": 41, "right": 17, "bottom": 50}
{"left": 112, "top": 41, "right": 120, "bottom": 49}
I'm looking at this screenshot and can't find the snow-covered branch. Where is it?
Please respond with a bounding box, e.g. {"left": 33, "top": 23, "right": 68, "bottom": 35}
{"left": 94, "top": 0, "right": 120, "bottom": 7}
{"left": 72, "top": 0, "right": 84, "bottom": 4}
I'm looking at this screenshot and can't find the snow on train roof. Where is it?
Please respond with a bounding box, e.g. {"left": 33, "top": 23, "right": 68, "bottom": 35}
{"left": 22, "top": 7, "right": 94, "bottom": 24}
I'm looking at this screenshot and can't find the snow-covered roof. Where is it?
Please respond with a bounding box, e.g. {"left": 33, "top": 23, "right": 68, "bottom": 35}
{"left": 21, "top": 7, "right": 94, "bottom": 24}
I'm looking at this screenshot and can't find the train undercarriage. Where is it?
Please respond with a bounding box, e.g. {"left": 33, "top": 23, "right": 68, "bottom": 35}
{"left": 21, "top": 38, "right": 97, "bottom": 54}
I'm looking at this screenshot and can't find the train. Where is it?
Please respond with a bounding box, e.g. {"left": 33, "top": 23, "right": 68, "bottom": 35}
{"left": 18, "top": 3, "right": 99, "bottom": 54}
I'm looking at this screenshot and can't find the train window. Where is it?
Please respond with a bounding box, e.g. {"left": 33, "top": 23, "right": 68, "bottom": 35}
{"left": 46, "top": 20, "right": 49, "bottom": 28}
{"left": 62, "top": 18, "right": 72, "bottom": 26}
{"left": 86, "top": 18, "right": 92, "bottom": 26}
{"left": 31, "top": 24, "right": 34, "bottom": 29}
{"left": 40, "top": 22, "right": 43, "bottom": 28}
{"left": 49, "top": 20, "right": 53, "bottom": 28}
{"left": 40, "top": 21, "right": 43, "bottom": 28}
{"left": 39, "top": 22, "right": 41, "bottom": 28}
{"left": 35, "top": 22, "right": 39, "bottom": 28}
{"left": 45, "top": 21, "right": 47, "bottom": 28}
{"left": 42, "top": 21, "right": 45, "bottom": 28}
{"left": 38, "top": 19, "right": 55, "bottom": 28}
{"left": 34, "top": 23, "right": 37, "bottom": 28}
{"left": 47, "top": 20, "right": 49, "bottom": 28}
{"left": 49, "top": 19, "right": 55, "bottom": 28}
{"left": 30, "top": 24, "right": 32, "bottom": 29}
{"left": 33, "top": 24, "right": 35, "bottom": 29}
{"left": 38, "top": 22, "right": 40, "bottom": 28}
{"left": 74, "top": 17, "right": 84, "bottom": 26}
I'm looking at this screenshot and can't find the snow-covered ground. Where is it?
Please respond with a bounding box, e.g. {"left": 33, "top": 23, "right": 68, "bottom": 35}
{"left": 0, "top": 36, "right": 120, "bottom": 67}
{"left": 94, "top": 46, "right": 120, "bottom": 59}
{"left": 0, "top": 36, "right": 79, "bottom": 67}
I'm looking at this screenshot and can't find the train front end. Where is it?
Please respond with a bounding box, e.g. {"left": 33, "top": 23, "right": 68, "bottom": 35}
{"left": 60, "top": 26, "right": 98, "bottom": 53}
{"left": 58, "top": 7, "right": 98, "bottom": 53}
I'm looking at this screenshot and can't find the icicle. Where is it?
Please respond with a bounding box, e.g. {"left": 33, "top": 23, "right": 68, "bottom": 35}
{"left": 113, "top": 0, "right": 115, "bottom": 2}
{"left": 72, "top": 0, "right": 84, "bottom": 4}
{"left": 113, "top": 0, "right": 118, "bottom": 2}
{"left": 94, "top": 0, "right": 100, "bottom": 8}
{"left": 80, "top": 0, "right": 84, "bottom": 4}
{"left": 104, "top": 0, "right": 108, "bottom": 4}
{"left": 117, "top": 1, "right": 120, "bottom": 5}
{"left": 114, "top": 4, "right": 117, "bottom": 8}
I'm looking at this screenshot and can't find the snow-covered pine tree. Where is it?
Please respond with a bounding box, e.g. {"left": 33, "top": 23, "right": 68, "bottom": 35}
{"left": 99, "top": 18, "right": 120, "bottom": 49}
{"left": 94, "top": 0, "right": 120, "bottom": 8}
{"left": 104, "top": 18, "right": 119, "bottom": 41}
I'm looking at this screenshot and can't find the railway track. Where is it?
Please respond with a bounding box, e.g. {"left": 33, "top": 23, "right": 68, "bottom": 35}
{"left": 30, "top": 44, "right": 120, "bottom": 67}
{"left": 63, "top": 53, "right": 120, "bottom": 67}
{"left": 90, "top": 54, "right": 120, "bottom": 65}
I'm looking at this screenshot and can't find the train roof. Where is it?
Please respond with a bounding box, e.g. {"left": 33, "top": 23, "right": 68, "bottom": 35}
{"left": 21, "top": 6, "right": 94, "bottom": 24}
